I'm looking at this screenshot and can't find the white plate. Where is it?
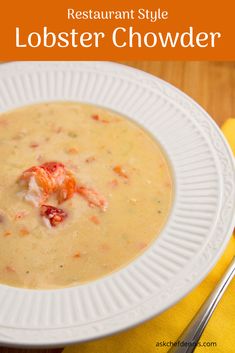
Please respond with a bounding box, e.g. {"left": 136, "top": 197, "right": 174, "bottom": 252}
{"left": 0, "top": 61, "right": 234, "bottom": 348}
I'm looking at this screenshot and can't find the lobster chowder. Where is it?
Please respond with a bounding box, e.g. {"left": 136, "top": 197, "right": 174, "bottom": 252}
{"left": 0, "top": 102, "right": 173, "bottom": 289}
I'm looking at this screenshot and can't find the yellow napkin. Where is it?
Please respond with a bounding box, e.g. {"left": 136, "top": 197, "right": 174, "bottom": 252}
{"left": 64, "top": 119, "right": 235, "bottom": 353}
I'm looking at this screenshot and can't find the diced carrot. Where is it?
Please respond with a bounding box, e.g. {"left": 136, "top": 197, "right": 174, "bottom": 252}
{"left": 113, "top": 165, "right": 128, "bottom": 179}
{"left": 90, "top": 215, "right": 100, "bottom": 225}
{"left": 137, "top": 242, "right": 147, "bottom": 250}
{"left": 4, "top": 231, "right": 11, "bottom": 237}
{"left": 30, "top": 143, "right": 39, "bottom": 148}
{"left": 0, "top": 119, "right": 8, "bottom": 126}
{"left": 5, "top": 266, "right": 15, "bottom": 273}
{"left": 91, "top": 114, "right": 109, "bottom": 124}
{"left": 19, "top": 227, "right": 29, "bottom": 236}
{"left": 91, "top": 114, "right": 99, "bottom": 121}
{"left": 73, "top": 252, "right": 81, "bottom": 258}
{"left": 67, "top": 147, "right": 79, "bottom": 154}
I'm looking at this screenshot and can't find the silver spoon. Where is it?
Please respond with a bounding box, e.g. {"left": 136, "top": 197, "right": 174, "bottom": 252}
{"left": 168, "top": 255, "right": 235, "bottom": 353}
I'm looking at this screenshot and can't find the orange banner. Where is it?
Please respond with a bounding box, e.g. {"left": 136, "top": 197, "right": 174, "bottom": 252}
{"left": 0, "top": 0, "right": 234, "bottom": 60}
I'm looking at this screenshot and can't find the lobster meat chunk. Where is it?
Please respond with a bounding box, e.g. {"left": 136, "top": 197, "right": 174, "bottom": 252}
{"left": 18, "top": 161, "right": 77, "bottom": 206}
{"left": 77, "top": 186, "right": 108, "bottom": 211}
{"left": 40, "top": 205, "right": 68, "bottom": 227}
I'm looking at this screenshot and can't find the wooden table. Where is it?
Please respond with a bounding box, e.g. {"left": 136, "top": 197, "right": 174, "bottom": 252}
{"left": 0, "top": 61, "right": 234, "bottom": 353}
{"left": 122, "top": 61, "right": 235, "bottom": 126}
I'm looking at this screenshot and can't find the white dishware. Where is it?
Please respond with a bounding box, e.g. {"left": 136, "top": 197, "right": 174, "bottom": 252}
{"left": 0, "top": 61, "right": 234, "bottom": 347}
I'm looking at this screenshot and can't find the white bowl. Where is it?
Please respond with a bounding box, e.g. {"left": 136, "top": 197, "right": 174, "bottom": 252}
{"left": 0, "top": 61, "right": 234, "bottom": 348}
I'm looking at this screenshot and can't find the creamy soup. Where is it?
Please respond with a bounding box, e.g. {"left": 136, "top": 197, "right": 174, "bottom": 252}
{"left": 0, "top": 102, "right": 173, "bottom": 289}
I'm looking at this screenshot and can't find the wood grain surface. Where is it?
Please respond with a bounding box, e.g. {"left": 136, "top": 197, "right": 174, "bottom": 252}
{"left": 0, "top": 61, "right": 234, "bottom": 353}
{"left": 122, "top": 61, "right": 235, "bottom": 126}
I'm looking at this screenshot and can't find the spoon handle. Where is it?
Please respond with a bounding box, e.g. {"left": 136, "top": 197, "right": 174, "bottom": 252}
{"left": 168, "top": 256, "right": 235, "bottom": 353}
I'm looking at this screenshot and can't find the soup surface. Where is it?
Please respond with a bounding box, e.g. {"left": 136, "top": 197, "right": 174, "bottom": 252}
{"left": 0, "top": 102, "right": 172, "bottom": 289}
